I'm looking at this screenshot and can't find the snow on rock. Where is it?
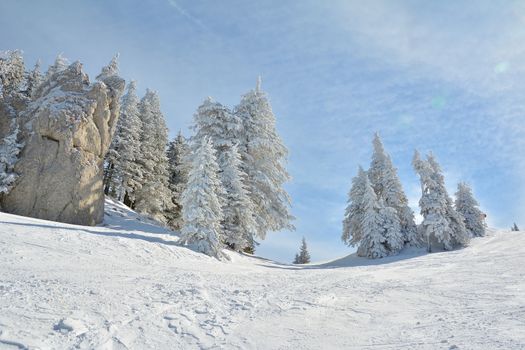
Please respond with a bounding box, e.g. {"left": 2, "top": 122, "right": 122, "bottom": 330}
{"left": 0, "top": 60, "right": 125, "bottom": 226}
{"left": 0, "top": 200, "right": 524, "bottom": 349}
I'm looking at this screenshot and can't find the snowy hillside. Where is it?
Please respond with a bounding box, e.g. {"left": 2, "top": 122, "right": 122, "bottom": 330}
{"left": 0, "top": 199, "right": 524, "bottom": 349}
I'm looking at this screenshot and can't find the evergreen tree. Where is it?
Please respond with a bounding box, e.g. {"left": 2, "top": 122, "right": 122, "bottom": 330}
{"left": 357, "top": 176, "right": 389, "bottom": 258}
{"left": 180, "top": 137, "right": 226, "bottom": 259}
{"left": 166, "top": 131, "right": 190, "bottom": 230}
{"left": 134, "top": 90, "right": 173, "bottom": 221}
{"left": 413, "top": 151, "right": 470, "bottom": 252}
{"left": 233, "top": 77, "right": 294, "bottom": 243}
{"left": 219, "top": 144, "right": 257, "bottom": 252}
{"left": 342, "top": 166, "right": 368, "bottom": 247}
{"left": 511, "top": 223, "right": 519, "bottom": 231}
{"left": 293, "top": 237, "right": 311, "bottom": 264}
{"left": 368, "top": 133, "right": 419, "bottom": 246}
{"left": 455, "top": 182, "right": 486, "bottom": 237}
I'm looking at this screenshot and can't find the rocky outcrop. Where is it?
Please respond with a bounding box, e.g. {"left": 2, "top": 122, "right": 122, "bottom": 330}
{"left": 0, "top": 61, "right": 125, "bottom": 225}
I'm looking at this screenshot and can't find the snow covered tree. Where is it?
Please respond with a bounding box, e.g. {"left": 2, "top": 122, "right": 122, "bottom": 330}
{"left": 166, "top": 131, "right": 190, "bottom": 230}
{"left": 0, "top": 119, "right": 22, "bottom": 195}
{"left": 368, "top": 133, "right": 419, "bottom": 246}
{"left": 25, "top": 60, "right": 43, "bottom": 98}
{"left": 293, "top": 237, "right": 311, "bottom": 264}
{"left": 511, "top": 223, "right": 519, "bottom": 231}
{"left": 234, "top": 77, "right": 294, "bottom": 243}
{"left": 219, "top": 144, "right": 257, "bottom": 252}
{"left": 342, "top": 166, "right": 368, "bottom": 247}
{"left": 357, "top": 176, "right": 389, "bottom": 258}
{"left": 455, "top": 182, "right": 486, "bottom": 237}
{"left": 413, "top": 151, "right": 470, "bottom": 252}
{"left": 134, "top": 90, "right": 173, "bottom": 221}
{"left": 180, "top": 137, "right": 226, "bottom": 259}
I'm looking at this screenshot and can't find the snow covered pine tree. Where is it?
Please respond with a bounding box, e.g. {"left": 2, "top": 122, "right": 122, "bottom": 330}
{"left": 413, "top": 151, "right": 470, "bottom": 252}
{"left": 293, "top": 237, "right": 311, "bottom": 264}
{"left": 234, "top": 78, "right": 294, "bottom": 248}
{"left": 455, "top": 182, "right": 486, "bottom": 237}
{"left": 511, "top": 223, "right": 519, "bottom": 231}
{"left": 180, "top": 137, "right": 226, "bottom": 259}
{"left": 133, "top": 90, "right": 173, "bottom": 221}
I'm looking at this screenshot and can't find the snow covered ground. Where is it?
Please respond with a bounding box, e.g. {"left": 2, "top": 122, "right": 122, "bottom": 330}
{"left": 0, "top": 198, "right": 524, "bottom": 349}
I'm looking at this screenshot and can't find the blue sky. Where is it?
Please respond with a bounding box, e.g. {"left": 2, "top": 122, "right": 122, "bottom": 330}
{"left": 1, "top": 0, "right": 524, "bottom": 262}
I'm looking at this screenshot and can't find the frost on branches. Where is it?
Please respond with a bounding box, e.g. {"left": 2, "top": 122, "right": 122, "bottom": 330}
{"left": 233, "top": 78, "right": 294, "bottom": 241}
{"left": 413, "top": 151, "right": 470, "bottom": 252}
{"left": 180, "top": 137, "right": 226, "bottom": 260}
{"left": 342, "top": 166, "right": 368, "bottom": 247}
{"left": 455, "top": 182, "right": 486, "bottom": 237}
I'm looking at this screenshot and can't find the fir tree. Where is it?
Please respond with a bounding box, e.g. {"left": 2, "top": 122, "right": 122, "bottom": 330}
{"left": 455, "top": 182, "right": 486, "bottom": 237}
{"left": 511, "top": 223, "right": 519, "bottom": 231}
{"left": 234, "top": 77, "right": 294, "bottom": 244}
{"left": 293, "top": 237, "right": 311, "bottom": 264}
{"left": 134, "top": 90, "right": 173, "bottom": 221}
{"left": 166, "top": 131, "right": 190, "bottom": 230}
{"left": 180, "top": 137, "right": 226, "bottom": 259}
{"left": 219, "top": 144, "right": 257, "bottom": 252}
{"left": 368, "top": 133, "right": 419, "bottom": 246}
{"left": 357, "top": 176, "right": 389, "bottom": 258}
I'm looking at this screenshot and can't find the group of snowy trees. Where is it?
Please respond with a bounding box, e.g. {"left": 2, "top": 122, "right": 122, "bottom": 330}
{"left": 104, "top": 77, "right": 293, "bottom": 259}
{"left": 103, "top": 83, "right": 175, "bottom": 224}
{"left": 179, "top": 79, "right": 293, "bottom": 259}
{"left": 343, "top": 134, "right": 486, "bottom": 258}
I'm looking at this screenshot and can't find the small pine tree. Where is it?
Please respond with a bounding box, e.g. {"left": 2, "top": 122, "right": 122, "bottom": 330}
{"left": 180, "top": 137, "right": 226, "bottom": 259}
{"left": 293, "top": 237, "right": 311, "bottom": 264}
{"left": 25, "top": 60, "right": 43, "bottom": 98}
{"left": 455, "top": 182, "right": 486, "bottom": 237}
{"left": 0, "top": 50, "right": 25, "bottom": 97}
{"left": 511, "top": 223, "right": 519, "bottom": 231}
{"left": 45, "top": 54, "right": 68, "bottom": 79}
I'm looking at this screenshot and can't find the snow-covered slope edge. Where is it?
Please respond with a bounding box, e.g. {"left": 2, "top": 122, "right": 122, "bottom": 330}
{"left": 0, "top": 200, "right": 524, "bottom": 349}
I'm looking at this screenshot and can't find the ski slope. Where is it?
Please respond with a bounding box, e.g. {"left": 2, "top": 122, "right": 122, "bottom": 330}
{"left": 0, "top": 198, "right": 524, "bottom": 349}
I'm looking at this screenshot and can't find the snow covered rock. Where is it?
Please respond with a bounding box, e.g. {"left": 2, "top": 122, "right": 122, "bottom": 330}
{"left": 0, "top": 60, "right": 125, "bottom": 225}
